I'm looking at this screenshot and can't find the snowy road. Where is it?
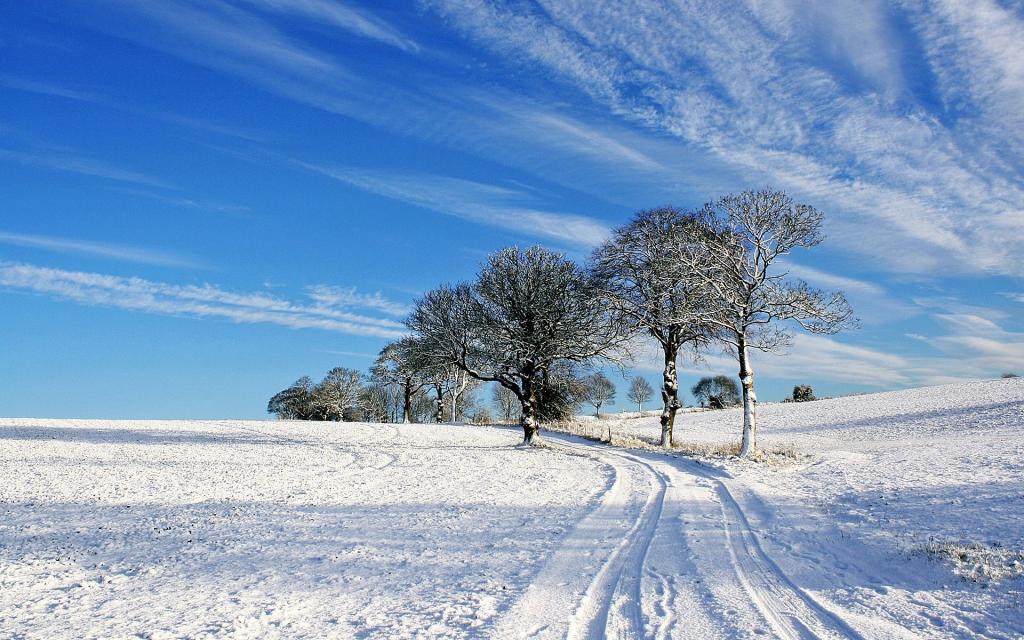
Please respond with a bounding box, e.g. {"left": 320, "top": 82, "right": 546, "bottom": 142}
{"left": 499, "top": 433, "right": 863, "bottom": 640}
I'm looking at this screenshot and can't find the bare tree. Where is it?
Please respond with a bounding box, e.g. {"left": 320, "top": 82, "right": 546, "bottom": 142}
{"left": 310, "top": 367, "right": 365, "bottom": 421}
{"left": 492, "top": 384, "right": 518, "bottom": 422}
{"left": 360, "top": 379, "right": 392, "bottom": 422}
{"left": 446, "top": 371, "right": 479, "bottom": 423}
{"left": 267, "top": 376, "right": 315, "bottom": 420}
{"left": 627, "top": 376, "right": 653, "bottom": 414}
{"left": 373, "top": 338, "right": 430, "bottom": 423}
{"left": 697, "top": 188, "right": 855, "bottom": 457}
{"left": 404, "top": 336, "right": 453, "bottom": 424}
{"left": 592, "top": 208, "right": 719, "bottom": 447}
{"left": 408, "top": 246, "right": 628, "bottom": 445}
{"left": 446, "top": 366, "right": 477, "bottom": 421}
{"left": 535, "top": 362, "right": 587, "bottom": 422}
{"left": 582, "top": 372, "right": 616, "bottom": 417}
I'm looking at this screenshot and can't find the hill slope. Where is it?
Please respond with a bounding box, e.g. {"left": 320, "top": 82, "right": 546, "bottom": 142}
{"left": 1, "top": 378, "right": 1021, "bottom": 638}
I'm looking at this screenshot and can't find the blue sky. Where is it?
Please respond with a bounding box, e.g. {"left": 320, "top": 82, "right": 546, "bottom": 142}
{"left": 1, "top": 1, "right": 1022, "bottom": 419}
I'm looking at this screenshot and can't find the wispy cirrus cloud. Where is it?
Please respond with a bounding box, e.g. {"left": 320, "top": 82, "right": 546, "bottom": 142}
{"left": 302, "top": 163, "right": 612, "bottom": 247}
{"left": 238, "top": 0, "right": 419, "bottom": 52}
{"left": 629, "top": 332, "right": 916, "bottom": 388}
{"left": 0, "top": 262, "right": 409, "bottom": 339}
{"left": 43, "top": 1, "right": 1024, "bottom": 280}
{"left": 2, "top": 73, "right": 265, "bottom": 142}
{"left": 87, "top": 0, "right": 367, "bottom": 120}
{"left": 109, "top": 187, "right": 250, "bottom": 216}
{"left": 776, "top": 261, "right": 885, "bottom": 297}
{"left": 0, "top": 75, "right": 105, "bottom": 102}
{"left": 425, "top": 0, "right": 1024, "bottom": 278}
{"left": 0, "top": 231, "right": 202, "bottom": 269}
{"left": 306, "top": 284, "right": 411, "bottom": 317}
{"left": 0, "top": 148, "right": 170, "bottom": 188}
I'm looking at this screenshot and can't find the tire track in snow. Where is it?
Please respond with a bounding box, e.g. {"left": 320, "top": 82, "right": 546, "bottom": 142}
{"left": 501, "top": 432, "right": 863, "bottom": 639}
{"left": 490, "top": 435, "right": 662, "bottom": 639}
{"left": 598, "top": 444, "right": 864, "bottom": 639}
{"left": 564, "top": 446, "right": 667, "bottom": 639}
{"left": 680, "top": 458, "right": 865, "bottom": 640}
{"left": 218, "top": 421, "right": 396, "bottom": 472}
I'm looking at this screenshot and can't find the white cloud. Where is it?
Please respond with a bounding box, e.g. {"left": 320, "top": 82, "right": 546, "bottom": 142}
{"left": 427, "top": 0, "right": 1024, "bottom": 277}
{"left": 0, "top": 262, "right": 408, "bottom": 339}
{"left": 630, "top": 308, "right": 1024, "bottom": 390}
{"left": 928, "top": 313, "right": 1024, "bottom": 376}
{"left": 306, "top": 285, "right": 411, "bottom": 317}
{"left": 91, "top": 0, "right": 355, "bottom": 117}
{"left": 302, "top": 164, "right": 612, "bottom": 247}
{"left": 0, "top": 231, "right": 201, "bottom": 269}
{"left": 629, "top": 332, "right": 912, "bottom": 388}
{"left": 109, "top": 187, "right": 250, "bottom": 216}
{"left": 776, "top": 260, "right": 885, "bottom": 296}
{"left": 68, "top": 1, "right": 1024, "bottom": 278}
{"left": 239, "top": 0, "right": 419, "bottom": 52}
{"left": 0, "top": 148, "right": 170, "bottom": 188}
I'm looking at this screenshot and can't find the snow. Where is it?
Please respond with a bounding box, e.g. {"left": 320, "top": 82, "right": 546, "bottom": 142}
{"left": 2, "top": 377, "right": 1022, "bottom": 638}
{"left": 0, "top": 420, "right": 608, "bottom": 638}
{"left": 593, "top": 377, "right": 1024, "bottom": 637}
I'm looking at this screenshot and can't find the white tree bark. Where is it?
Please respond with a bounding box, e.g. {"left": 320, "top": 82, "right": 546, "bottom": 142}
{"left": 738, "top": 339, "right": 758, "bottom": 457}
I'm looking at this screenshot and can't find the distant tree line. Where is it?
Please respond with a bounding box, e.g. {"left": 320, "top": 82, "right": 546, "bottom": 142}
{"left": 267, "top": 353, "right": 487, "bottom": 425}
{"left": 272, "top": 188, "right": 855, "bottom": 458}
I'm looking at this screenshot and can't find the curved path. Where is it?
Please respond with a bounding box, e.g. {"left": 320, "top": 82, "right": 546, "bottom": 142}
{"left": 496, "top": 433, "right": 863, "bottom": 640}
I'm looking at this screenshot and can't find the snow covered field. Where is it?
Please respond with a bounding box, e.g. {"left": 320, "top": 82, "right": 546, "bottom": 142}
{"left": 0, "top": 420, "right": 608, "bottom": 638}
{"left": 2, "top": 378, "right": 1022, "bottom": 638}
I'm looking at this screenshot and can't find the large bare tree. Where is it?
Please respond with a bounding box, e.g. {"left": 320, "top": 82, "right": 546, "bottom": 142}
{"left": 697, "top": 189, "right": 855, "bottom": 457}
{"left": 373, "top": 338, "right": 430, "bottom": 423}
{"left": 592, "top": 208, "right": 719, "bottom": 447}
{"left": 408, "top": 246, "right": 627, "bottom": 445}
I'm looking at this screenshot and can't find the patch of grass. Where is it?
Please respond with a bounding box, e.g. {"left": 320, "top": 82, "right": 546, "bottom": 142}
{"left": 544, "top": 419, "right": 805, "bottom": 465}
{"left": 914, "top": 540, "right": 1024, "bottom": 585}
{"left": 545, "top": 418, "right": 614, "bottom": 443}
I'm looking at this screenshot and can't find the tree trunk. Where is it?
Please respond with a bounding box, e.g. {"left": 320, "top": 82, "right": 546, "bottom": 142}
{"left": 738, "top": 336, "right": 758, "bottom": 457}
{"left": 659, "top": 345, "right": 681, "bottom": 447}
{"left": 434, "top": 383, "right": 444, "bottom": 424}
{"left": 403, "top": 379, "right": 413, "bottom": 424}
{"left": 520, "top": 375, "right": 541, "bottom": 445}
{"left": 450, "top": 371, "right": 459, "bottom": 424}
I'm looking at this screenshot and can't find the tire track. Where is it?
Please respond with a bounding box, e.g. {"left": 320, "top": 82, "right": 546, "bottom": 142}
{"left": 491, "top": 435, "right": 663, "bottom": 639}
{"left": 524, "top": 433, "right": 863, "bottom": 639}
{"left": 681, "top": 459, "right": 865, "bottom": 640}
{"left": 564, "top": 445, "right": 666, "bottom": 639}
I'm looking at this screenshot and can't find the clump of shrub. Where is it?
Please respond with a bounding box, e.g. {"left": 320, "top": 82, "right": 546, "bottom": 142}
{"left": 791, "top": 384, "right": 816, "bottom": 402}
{"left": 470, "top": 408, "right": 493, "bottom": 425}
{"left": 692, "top": 375, "right": 740, "bottom": 409}
{"left": 915, "top": 540, "right": 1024, "bottom": 585}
